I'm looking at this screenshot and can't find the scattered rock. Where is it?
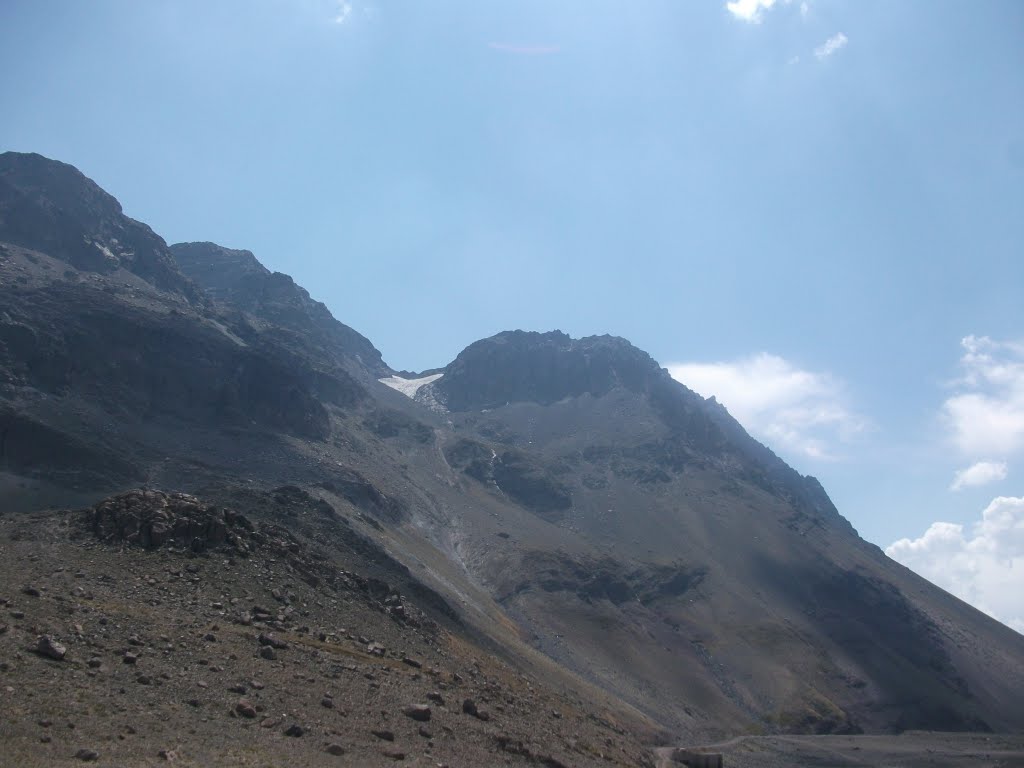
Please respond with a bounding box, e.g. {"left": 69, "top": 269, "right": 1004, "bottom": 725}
{"left": 426, "top": 691, "right": 445, "bottom": 705}
{"left": 74, "top": 749, "right": 99, "bottom": 761}
{"left": 259, "top": 647, "right": 277, "bottom": 661}
{"left": 321, "top": 697, "right": 334, "bottom": 709}
{"left": 383, "top": 749, "right": 406, "bottom": 760}
{"left": 325, "top": 743, "right": 346, "bottom": 756}
{"left": 123, "top": 652, "right": 138, "bottom": 664}
{"left": 372, "top": 729, "right": 395, "bottom": 741}
{"left": 235, "top": 700, "right": 257, "bottom": 719}
{"left": 257, "top": 633, "right": 288, "bottom": 649}
{"left": 403, "top": 704, "right": 431, "bottom": 722}
{"left": 158, "top": 749, "right": 179, "bottom": 761}
{"left": 22, "top": 586, "right": 41, "bottom": 597}
{"left": 36, "top": 635, "right": 67, "bottom": 661}
{"left": 284, "top": 724, "right": 304, "bottom": 737}
{"left": 402, "top": 656, "right": 422, "bottom": 669}
{"left": 462, "top": 698, "right": 479, "bottom": 717}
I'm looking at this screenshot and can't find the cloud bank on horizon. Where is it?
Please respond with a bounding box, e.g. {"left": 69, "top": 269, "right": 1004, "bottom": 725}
{"left": 887, "top": 496, "right": 1024, "bottom": 634}
{"left": 944, "top": 336, "right": 1024, "bottom": 458}
{"left": 889, "top": 335, "right": 1023, "bottom": 634}
{"left": 668, "top": 353, "right": 864, "bottom": 461}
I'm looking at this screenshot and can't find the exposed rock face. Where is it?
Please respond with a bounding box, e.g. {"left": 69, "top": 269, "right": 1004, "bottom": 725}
{"left": 498, "top": 551, "right": 708, "bottom": 607}
{"left": 90, "top": 489, "right": 251, "bottom": 552}
{"left": 0, "top": 152, "right": 378, "bottom": 499}
{"left": 444, "top": 438, "right": 572, "bottom": 520}
{"left": 435, "top": 330, "right": 664, "bottom": 411}
{"left": 171, "top": 241, "right": 390, "bottom": 379}
{"left": 0, "top": 152, "right": 197, "bottom": 298}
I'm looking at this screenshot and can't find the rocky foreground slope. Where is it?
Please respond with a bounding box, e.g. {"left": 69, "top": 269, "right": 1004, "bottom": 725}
{"left": 0, "top": 489, "right": 655, "bottom": 766}
{"left": 3, "top": 151, "right": 1024, "bottom": 764}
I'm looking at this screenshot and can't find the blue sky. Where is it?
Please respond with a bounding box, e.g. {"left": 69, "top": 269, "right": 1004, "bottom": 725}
{"left": 2, "top": 1, "right": 1023, "bottom": 629}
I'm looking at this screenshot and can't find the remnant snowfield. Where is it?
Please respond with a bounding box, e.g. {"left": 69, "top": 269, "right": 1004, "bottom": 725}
{"left": 379, "top": 372, "right": 444, "bottom": 398}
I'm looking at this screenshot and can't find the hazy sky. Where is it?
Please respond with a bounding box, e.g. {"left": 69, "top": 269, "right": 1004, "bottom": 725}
{"left": 2, "top": 1, "right": 1023, "bottom": 629}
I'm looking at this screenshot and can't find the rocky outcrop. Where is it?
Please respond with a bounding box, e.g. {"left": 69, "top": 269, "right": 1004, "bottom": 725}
{"left": 171, "top": 241, "right": 390, "bottom": 378}
{"left": 0, "top": 152, "right": 198, "bottom": 298}
{"left": 436, "top": 330, "right": 665, "bottom": 411}
{"left": 90, "top": 489, "right": 254, "bottom": 552}
{"left": 445, "top": 438, "right": 572, "bottom": 520}
{"left": 501, "top": 551, "right": 707, "bottom": 607}
{"left": 85, "top": 489, "right": 436, "bottom": 628}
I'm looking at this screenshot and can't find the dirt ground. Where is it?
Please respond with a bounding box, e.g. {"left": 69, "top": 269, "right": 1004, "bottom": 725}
{"left": 656, "top": 732, "right": 1024, "bottom": 768}
{"left": 0, "top": 505, "right": 654, "bottom": 767}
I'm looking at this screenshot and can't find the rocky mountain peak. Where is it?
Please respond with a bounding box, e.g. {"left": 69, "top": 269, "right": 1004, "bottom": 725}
{"left": 0, "top": 152, "right": 196, "bottom": 297}
{"left": 435, "top": 329, "right": 666, "bottom": 411}
{"left": 170, "top": 241, "right": 268, "bottom": 295}
{"left": 170, "top": 240, "right": 391, "bottom": 379}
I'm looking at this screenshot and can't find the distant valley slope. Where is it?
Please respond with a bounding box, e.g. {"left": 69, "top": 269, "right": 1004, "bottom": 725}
{"left": 2, "top": 152, "right": 1023, "bottom": 761}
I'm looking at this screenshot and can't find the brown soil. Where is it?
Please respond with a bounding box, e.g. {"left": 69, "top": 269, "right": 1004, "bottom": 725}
{"left": 0, "top": 502, "right": 655, "bottom": 767}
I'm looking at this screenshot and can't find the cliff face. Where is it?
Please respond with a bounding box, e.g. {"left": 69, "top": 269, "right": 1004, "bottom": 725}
{"left": 0, "top": 152, "right": 364, "bottom": 501}
{"left": 3, "top": 152, "right": 1024, "bottom": 746}
{"left": 0, "top": 152, "right": 197, "bottom": 297}
{"left": 171, "top": 241, "right": 391, "bottom": 379}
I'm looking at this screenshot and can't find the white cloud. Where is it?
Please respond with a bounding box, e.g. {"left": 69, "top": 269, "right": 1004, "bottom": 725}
{"left": 726, "top": 0, "right": 809, "bottom": 23}
{"left": 943, "top": 335, "right": 1024, "bottom": 457}
{"left": 951, "top": 461, "right": 1008, "bottom": 491}
{"left": 332, "top": 0, "right": 353, "bottom": 24}
{"left": 726, "top": 0, "right": 780, "bottom": 23}
{"left": 668, "top": 354, "right": 864, "bottom": 460}
{"left": 887, "top": 496, "right": 1024, "bottom": 633}
{"left": 814, "top": 32, "right": 848, "bottom": 60}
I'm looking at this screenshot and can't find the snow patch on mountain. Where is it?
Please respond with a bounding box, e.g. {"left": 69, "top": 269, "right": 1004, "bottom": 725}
{"left": 379, "top": 372, "right": 444, "bottom": 399}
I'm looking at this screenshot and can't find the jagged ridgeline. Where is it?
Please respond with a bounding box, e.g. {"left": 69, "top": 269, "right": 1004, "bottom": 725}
{"left": 2, "top": 152, "right": 1024, "bottom": 766}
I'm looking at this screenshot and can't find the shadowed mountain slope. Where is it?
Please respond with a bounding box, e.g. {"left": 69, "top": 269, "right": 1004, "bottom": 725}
{"left": 171, "top": 241, "right": 390, "bottom": 379}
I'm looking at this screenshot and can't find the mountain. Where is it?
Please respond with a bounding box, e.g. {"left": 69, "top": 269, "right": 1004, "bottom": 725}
{"left": 0, "top": 152, "right": 197, "bottom": 297}
{"left": 170, "top": 241, "right": 390, "bottom": 380}
{"left": 2, "top": 151, "right": 1023, "bottom": 764}
{"left": 412, "top": 330, "right": 1023, "bottom": 735}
